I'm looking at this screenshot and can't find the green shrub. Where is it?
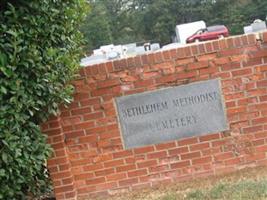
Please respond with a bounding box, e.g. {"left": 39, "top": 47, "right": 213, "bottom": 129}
{"left": 0, "top": 0, "right": 88, "bottom": 199}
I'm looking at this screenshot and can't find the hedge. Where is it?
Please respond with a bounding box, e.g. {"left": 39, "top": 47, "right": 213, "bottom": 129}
{"left": 0, "top": 0, "right": 88, "bottom": 199}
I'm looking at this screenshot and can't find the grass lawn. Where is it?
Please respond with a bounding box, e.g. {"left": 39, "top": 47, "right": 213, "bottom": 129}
{"left": 105, "top": 166, "right": 267, "bottom": 200}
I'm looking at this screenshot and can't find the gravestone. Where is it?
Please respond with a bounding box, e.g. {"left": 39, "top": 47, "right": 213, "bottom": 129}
{"left": 115, "top": 79, "right": 228, "bottom": 149}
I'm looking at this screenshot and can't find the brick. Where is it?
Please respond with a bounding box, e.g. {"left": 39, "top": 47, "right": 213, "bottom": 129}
{"left": 220, "top": 62, "right": 240, "bottom": 72}
{"left": 91, "top": 88, "right": 112, "bottom": 97}
{"left": 142, "top": 71, "right": 160, "bottom": 80}
{"left": 212, "top": 40, "right": 220, "bottom": 51}
{"left": 197, "top": 53, "right": 216, "bottom": 62}
{"left": 93, "top": 154, "right": 113, "bottom": 163}
{"left": 106, "top": 173, "right": 127, "bottom": 181}
{"left": 237, "top": 97, "right": 257, "bottom": 106}
{"left": 83, "top": 112, "right": 104, "bottom": 121}
{"left": 96, "top": 182, "right": 118, "bottom": 191}
{"left": 252, "top": 117, "right": 267, "bottom": 125}
{"left": 127, "top": 57, "right": 136, "bottom": 68}
{"left": 134, "top": 56, "right": 142, "bottom": 67}
{"left": 168, "top": 146, "right": 189, "bottom": 156}
{"left": 137, "top": 160, "right": 157, "bottom": 168}
{"left": 74, "top": 173, "right": 94, "bottom": 181}
{"left": 243, "top": 125, "right": 263, "bottom": 134}
{"left": 99, "top": 131, "right": 119, "bottom": 140}
{"left": 147, "top": 53, "right": 155, "bottom": 64}
{"left": 263, "top": 32, "right": 267, "bottom": 42}
{"left": 105, "top": 61, "right": 114, "bottom": 72}
{"left": 149, "top": 165, "right": 169, "bottom": 173}
{"left": 227, "top": 107, "right": 247, "bottom": 116}
{"left": 85, "top": 126, "right": 106, "bottom": 135}
{"left": 113, "top": 150, "right": 133, "bottom": 159}
{"left": 71, "top": 107, "right": 92, "bottom": 116}
{"left": 198, "top": 44, "right": 206, "bottom": 54}
{"left": 199, "top": 134, "right": 220, "bottom": 142}
{"left": 161, "top": 50, "right": 171, "bottom": 61}
{"left": 214, "top": 152, "right": 234, "bottom": 161}
{"left": 51, "top": 142, "right": 65, "bottom": 150}
{"left": 260, "top": 95, "right": 267, "bottom": 102}
{"left": 95, "top": 168, "right": 115, "bottom": 177}
{"left": 178, "top": 137, "right": 198, "bottom": 146}
{"left": 155, "top": 142, "right": 176, "bottom": 150}
{"left": 83, "top": 163, "right": 103, "bottom": 171}
{"left": 232, "top": 68, "right": 252, "bottom": 77}
{"left": 256, "top": 145, "right": 267, "bottom": 152}
{"left": 187, "top": 61, "right": 209, "bottom": 70}
{"left": 141, "top": 54, "right": 148, "bottom": 65}
{"left": 225, "top": 92, "right": 245, "bottom": 101}
{"left": 233, "top": 36, "right": 242, "bottom": 47}
{"left": 170, "top": 48, "right": 179, "bottom": 58}
{"left": 220, "top": 47, "right": 256, "bottom": 57}
{"left": 104, "top": 159, "right": 124, "bottom": 168}
{"left": 257, "top": 80, "right": 267, "bottom": 88}
{"left": 245, "top": 153, "right": 266, "bottom": 162}
{"left": 190, "top": 143, "right": 210, "bottom": 151}
{"left": 170, "top": 160, "right": 190, "bottom": 169}
{"left": 48, "top": 157, "right": 68, "bottom": 166}
{"left": 153, "top": 52, "right": 164, "bottom": 63}
{"left": 80, "top": 97, "right": 100, "bottom": 107}
{"left": 116, "top": 164, "right": 136, "bottom": 172}
{"left": 181, "top": 151, "right": 201, "bottom": 160}
{"left": 227, "top": 38, "right": 234, "bottom": 48}
{"left": 156, "top": 74, "right": 176, "bottom": 84}
{"left": 224, "top": 158, "right": 241, "bottom": 165}
{"left": 132, "top": 183, "right": 152, "bottom": 190}
{"left": 190, "top": 45, "right": 199, "bottom": 55}
{"left": 54, "top": 185, "right": 74, "bottom": 194}
{"left": 65, "top": 191, "right": 76, "bottom": 198}
{"left": 134, "top": 146, "right": 155, "bottom": 154}
{"left": 176, "top": 57, "right": 194, "bottom": 65}
{"left": 255, "top": 132, "right": 267, "bottom": 139}
{"left": 86, "top": 177, "right": 106, "bottom": 185}
{"left": 252, "top": 138, "right": 265, "bottom": 146}
{"left": 176, "top": 71, "right": 197, "bottom": 79}
{"left": 248, "top": 89, "right": 267, "bottom": 98}
{"left": 73, "top": 92, "right": 90, "bottom": 101}
{"left": 134, "top": 79, "right": 155, "bottom": 88}
{"left": 79, "top": 135, "right": 97, "bottom": 143}
{"left": 55, "top": 149, "right": 67, "bottom": 157}
{"left": 151, "top": 178, "right": 172, "bottom": 187}
{"left": 125, "top": 156, "right": 144, "bottom": 164}
{"left": 147, "top": 151, "right": 167, "bottom": 159}
{"left": 184, "top": 47, "right": 192, "bottom": 57}
{"left": 214, "top": 57, "right": 230, "bottom": 65}
{"left": 192, "top": 156, "right": 212, "bottom": 165}
{"left": 257, "top": 65, "right": 267, "bottom": 72}
{"left": 128, "top": 169, "right": 148, "bottom": 177}
{"left": 226, "top": 101, "right": 236, "bottom": 108}
{"left": 199, "top": 66, "right": 218, "bottom": 75}
{"left": 205, "top": 43, "right": 214, "bottom": 53}
{"left": 118, "top": 178, "right": 139, "bottom": 187}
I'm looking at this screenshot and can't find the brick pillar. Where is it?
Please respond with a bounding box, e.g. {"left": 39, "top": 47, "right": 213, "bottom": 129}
{"left": 42, "top": 116, "right": 77, "bottom": 200}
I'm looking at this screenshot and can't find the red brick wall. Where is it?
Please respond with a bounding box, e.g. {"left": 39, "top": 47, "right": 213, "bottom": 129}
{"left": 42, "top": 32, "right": 267, "bottom": 200}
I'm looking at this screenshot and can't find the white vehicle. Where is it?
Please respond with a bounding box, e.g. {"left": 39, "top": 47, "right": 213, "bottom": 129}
{"left": 244, "top": 19, "right": 267, "bottom": 34}
{"left": 175, "top": 21, "right": 206, "bottom": 44}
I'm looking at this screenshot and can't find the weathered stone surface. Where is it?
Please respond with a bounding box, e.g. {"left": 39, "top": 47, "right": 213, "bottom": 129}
{"left": 115, "top": 79, "right": 228, "bottom": 149}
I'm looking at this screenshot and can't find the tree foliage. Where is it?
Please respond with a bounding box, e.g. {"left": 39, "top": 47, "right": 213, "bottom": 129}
{"left": 81, "top": 0, "right": 267, "bottom": 50}
{"left": 81, "top": 1, "right": 113, "bottom": 51}
{"left": 0, "top": 0, "right": 87, "bottom": 199}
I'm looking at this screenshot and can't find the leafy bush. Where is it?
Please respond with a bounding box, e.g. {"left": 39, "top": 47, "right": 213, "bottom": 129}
{"left": 0, "top": 0, "right": 88, "bottom": 199}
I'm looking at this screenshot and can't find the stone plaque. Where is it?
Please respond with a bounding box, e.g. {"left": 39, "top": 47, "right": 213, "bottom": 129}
{"left": 115, "top": 79, "right": 228, "bottom": 149}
